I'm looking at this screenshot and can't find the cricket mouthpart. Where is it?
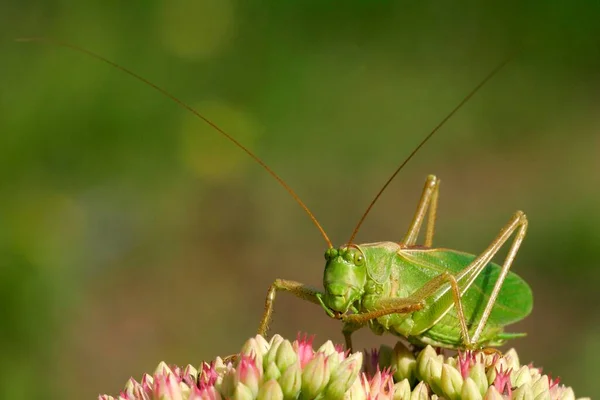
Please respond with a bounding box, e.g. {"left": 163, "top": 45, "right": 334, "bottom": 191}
{"left": 324, "top": 283, "right": 357, "bottom": 312}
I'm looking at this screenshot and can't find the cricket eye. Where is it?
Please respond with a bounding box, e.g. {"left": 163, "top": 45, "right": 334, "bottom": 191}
{"left": 353, "top": 252, "right": 364, "bottom": 266}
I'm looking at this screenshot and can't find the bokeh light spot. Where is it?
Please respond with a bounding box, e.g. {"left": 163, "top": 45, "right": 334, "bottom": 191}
{"left": 179, "top": 101, "right": 261, "bottom": 180}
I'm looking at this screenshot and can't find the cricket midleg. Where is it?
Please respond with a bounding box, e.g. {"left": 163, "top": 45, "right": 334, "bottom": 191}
{"left": 258, "top": 279, "right": 324, "bottom": 337}
{"left": 402, "top": 174, "right": 440, "bottom": 247}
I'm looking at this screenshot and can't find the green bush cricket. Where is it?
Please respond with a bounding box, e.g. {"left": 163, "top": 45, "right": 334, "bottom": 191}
{"left": 19, "top": 38, "right": 533, "bottom": 352}
{"left": 255, "top": 59, "right": 533, "bottom": 351}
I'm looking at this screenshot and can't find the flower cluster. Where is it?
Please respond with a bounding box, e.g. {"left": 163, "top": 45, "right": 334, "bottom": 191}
{"left": 99, "top": 334, "right": 587, "bottom": 400}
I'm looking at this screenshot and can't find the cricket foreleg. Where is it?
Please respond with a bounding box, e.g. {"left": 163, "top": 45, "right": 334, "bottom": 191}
{"left": 402, "top": 174, "right": 440, "bottom": 247}
{"left": 258, "top": 279, "right": 324, "bottom": 337}
{"left": 344, "top": 298, "right": 425, "bottom": 324}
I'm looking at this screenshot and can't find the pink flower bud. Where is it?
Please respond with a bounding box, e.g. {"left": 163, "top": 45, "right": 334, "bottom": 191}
{"left": 236, "top": 355, "right": 261, "bottom": 397}
{"left": 294, "top": 333, "right": 315, "bottom": 368}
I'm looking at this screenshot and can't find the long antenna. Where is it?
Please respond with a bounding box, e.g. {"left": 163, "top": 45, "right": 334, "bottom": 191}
{"left": 348, "top": 57, "right": 512, "bottom": 244}
{"left": 17, "top": 37, "right": 334, "bottom": 249}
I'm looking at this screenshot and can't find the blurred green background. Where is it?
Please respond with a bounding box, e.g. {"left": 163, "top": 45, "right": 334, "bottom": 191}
{"left": 2, "top": 1, "right": 599, "bottom": 398}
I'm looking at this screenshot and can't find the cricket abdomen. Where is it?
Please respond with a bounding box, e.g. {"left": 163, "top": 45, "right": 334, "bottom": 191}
{"left": 407, "top": 312, "right": 507, "bottom": 349}
{"left": 402, "top": 248, "right": 533, "bottom": 348}
{"left": 360, "top": 246, "right": 533, "bottom": 349}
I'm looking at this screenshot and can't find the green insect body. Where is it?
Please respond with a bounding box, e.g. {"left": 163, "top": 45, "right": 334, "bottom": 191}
{"left": 322, "top": 242, "right": 533, "bottom": 349}
{"left": 20, "top": 39, "right": 533, "bottom": 351}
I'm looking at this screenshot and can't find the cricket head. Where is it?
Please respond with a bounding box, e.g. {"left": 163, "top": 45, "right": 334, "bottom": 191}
{"left": 322, "top": 245, "right": 367, "bottom": 314}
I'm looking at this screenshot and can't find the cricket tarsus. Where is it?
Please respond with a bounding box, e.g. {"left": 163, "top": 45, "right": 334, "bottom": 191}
{"left": 16, "top": 37, "right": 334, "bottom": 248}
{"left": 347, "top": 57, "right": 513, "bottom": 244}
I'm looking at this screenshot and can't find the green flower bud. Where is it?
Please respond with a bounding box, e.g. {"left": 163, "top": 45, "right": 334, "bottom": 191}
{"left": 326, "top": 351, "right": 342, "bottom": 373}
{"left": 269, "top": 334, "right": 284, "bottom": 348}
{"left": 263, "top": 362, "right": 281, "bottom": 382}
{"left": 324, "top": 352, "right": 362, "bottom": 399}
{"left": 264, "top": 335, "right": 285, "bottom": 367}
{"left": 123, "top": 377, "right": 139, "bottom": 396}
{"left": 423, "top": 356, "right": 444, "bottom": 395}
{"left": 415, "top": 345, "right": 438, "bottom": 381}
{"left": 240, "top": 337, "right": 258, "bottom": 357}
{"left": 346, "top": 373, "right": 367, "bottom": 400}
{"left": 219, "top": 369, "right": 236, "bottom": 398}
{"left": 232, "top": 382, "right": 254, "bottom": 400}
{"left": 301, "top": 352, "right": 331, "bottom": 398}
{"left": 255, "top": 334, "right": 270, "bottom": 354}
{"left": 512, "top": 382, "right": 533, "bottom": 400}
{"left": 513, "top": 365, "right": 532, "bottom": 388}
{"left": 275, "top": 339, "right": 297, "bottom": 372}
{"left": 468, "top": 363, "right": 488, "bottom": 396}
{"left": 461, "top": 377, "right": 483, "bottom": 400}
{"left": 213, "top": 357, "right": 227, "bottom": 369}
{"left": 528, "top": 366, "right": 542, "bottom": 380}
{"left": 155, "top": 361, "right": 173, "bottom": 376}
{"left": 257, "top": 379, "right": 284, "bottom": 400}
{"left": 440, "top": 363, "right": 463, "bottom": 400}
{"left": 445, "top": 356, "right": 458, "bottom": 369}
{"left": 316, "top": 340, "right": 337, "bottom": 356}
{"left": 393, "top": 379, "right": 411, "bottom": 400}
{"left": 531, "top": 375, "right": 550, "bottom": 400}
{"left": 483, "top": 385, "right": 503, "bottom": 400}
{"left": 183, "top": 364, "right": 198, "bottom": 381}
{"left": 180, "top": 384, "right": 192, "bottom": 399}
{"left": 278, "top": 360, "right": 301, "bottom": 399}
{"left": 392, "top": 341, "right": 416, "bottom": 384}
{"left": 504, "top": 348, "right": 520, "bottom": 372}
{"left": 411, "top": 381, "right": 430, "bottom": 400}
{"left": 558, "top": 387, "right": 576, "bottom": 400}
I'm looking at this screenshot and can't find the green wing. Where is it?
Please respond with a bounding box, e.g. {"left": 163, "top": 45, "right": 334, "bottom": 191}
{"left": 401, "top": 248, "right": 533, "bottom": 328}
